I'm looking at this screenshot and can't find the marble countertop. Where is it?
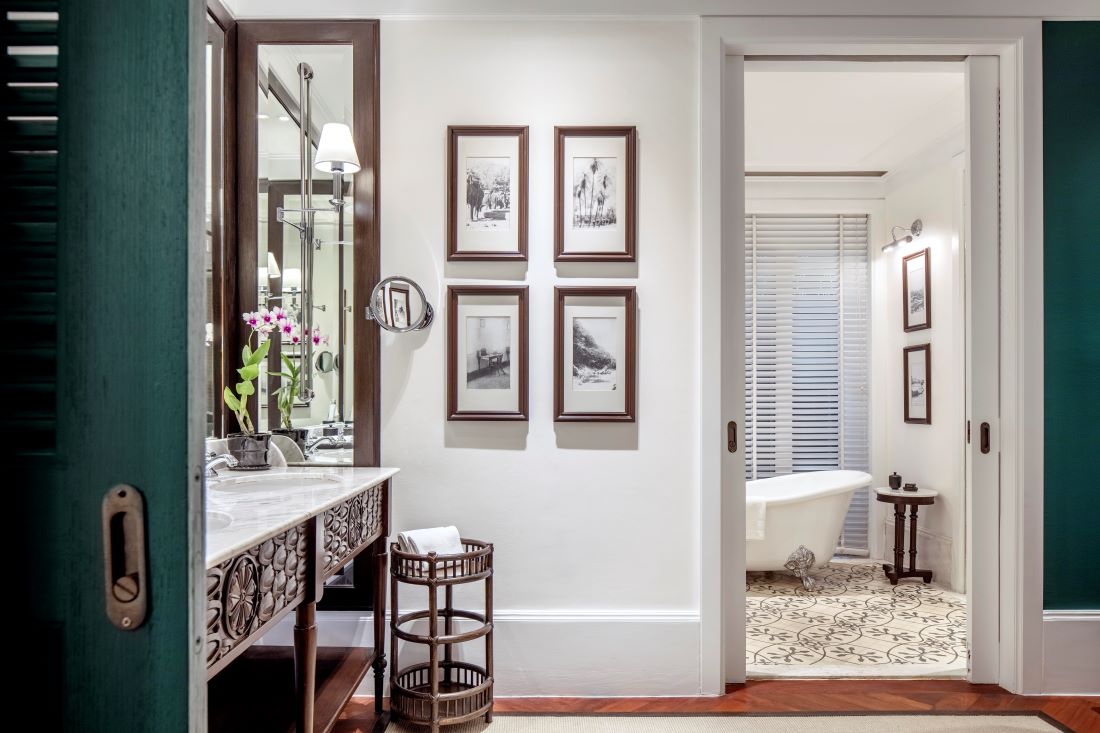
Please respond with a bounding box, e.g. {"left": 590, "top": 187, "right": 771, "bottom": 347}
{"left": 205, "top": 466, "right": 399, "bottom": 568}
{"left": 873, "top": 485, "right": 939, "bottom": 499}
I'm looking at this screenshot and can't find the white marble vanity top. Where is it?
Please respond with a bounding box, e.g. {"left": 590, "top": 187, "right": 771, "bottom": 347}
{"left": 205, "top": 466, "right": 398, "bottom": 568}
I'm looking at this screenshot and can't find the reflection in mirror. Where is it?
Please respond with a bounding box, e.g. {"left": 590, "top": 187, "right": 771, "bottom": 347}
{"left": 255, "top": 44, "right": 355, "bottom": 465}
{"left": 369, "top": 276, "right": 434, "bottom": 333}
{"left": 205, "top": 14, "right": 226, "bottom": 438}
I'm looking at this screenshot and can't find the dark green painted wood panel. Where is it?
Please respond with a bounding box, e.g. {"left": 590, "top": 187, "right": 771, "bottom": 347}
{"left": 16, "top": 0, "right": 205, "bottom": 729}
{"left": 1043, "top": 21, "right": 1100, "bottom": 610}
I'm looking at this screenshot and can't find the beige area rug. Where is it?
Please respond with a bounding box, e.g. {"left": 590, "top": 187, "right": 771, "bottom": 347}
{"left": 389, "top": 713, "right": 1062, "bottom": 732}
{"left": 747, "top": 561, "right": 968, "bottom": 678}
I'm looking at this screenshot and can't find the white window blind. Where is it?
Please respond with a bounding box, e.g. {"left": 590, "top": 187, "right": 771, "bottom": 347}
{"left": 745, "top": 213, "right": 871, "bottom": 553}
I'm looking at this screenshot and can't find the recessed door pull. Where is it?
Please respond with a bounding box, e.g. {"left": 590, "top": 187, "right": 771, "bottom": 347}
{"left": 980, "top": 422, "right": 991, "bottom": 454}
{"left": 102, "top": 484, "right": 148, "bottom": 631}
{"left": 727, "top": 421, "right": 737, "bottom": 453}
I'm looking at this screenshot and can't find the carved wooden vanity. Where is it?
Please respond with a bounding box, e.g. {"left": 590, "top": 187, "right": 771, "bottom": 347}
{"left": 205, "top": 467, "right": 397, "bottom": 732}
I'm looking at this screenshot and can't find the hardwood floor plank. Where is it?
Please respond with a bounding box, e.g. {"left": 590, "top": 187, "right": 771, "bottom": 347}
{"left": 336, "top": 680, "right": 1099, "bottom": 732}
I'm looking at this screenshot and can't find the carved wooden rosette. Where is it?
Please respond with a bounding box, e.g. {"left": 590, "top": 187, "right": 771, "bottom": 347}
{"left": 323, "top": 482, "right": 383, "bottom": 575}
{"left": 206, "top": 523, "right": 310, "bottom": 671}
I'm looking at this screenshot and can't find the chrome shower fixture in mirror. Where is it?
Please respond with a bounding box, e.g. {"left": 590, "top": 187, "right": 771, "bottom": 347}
{"left": 368, "top": 276, "right": 434, "bottom": 333}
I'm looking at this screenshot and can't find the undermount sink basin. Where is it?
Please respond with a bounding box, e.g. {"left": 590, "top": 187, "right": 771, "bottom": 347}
{"left": 209, "top": 471, "right": 343, "bottom": 493}
{"left": 207, "top": 510, "right": 233, "bottom": 531}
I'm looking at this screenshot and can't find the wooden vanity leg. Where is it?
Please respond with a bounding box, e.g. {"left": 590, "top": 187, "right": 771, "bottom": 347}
{"left": 908, "top": 504, "right": 920, "bottom": 573}
{"left": 294, "top": 601, "right": 317, "bottom": 733}
{"left": 372, "top": 540, "right": 387, "bottom": 715}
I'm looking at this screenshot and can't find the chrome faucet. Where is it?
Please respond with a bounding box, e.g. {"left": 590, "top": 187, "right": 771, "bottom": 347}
{"left": 205, "top": 452, "right": 238, "bottom": 477}
{"left": 304, "top": 435, "right": 347, "bottom": 457}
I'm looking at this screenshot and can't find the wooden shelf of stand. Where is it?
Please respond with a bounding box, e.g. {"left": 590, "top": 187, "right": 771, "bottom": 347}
{"left": 208, "top": 644, "right": 381, "bottom": 733}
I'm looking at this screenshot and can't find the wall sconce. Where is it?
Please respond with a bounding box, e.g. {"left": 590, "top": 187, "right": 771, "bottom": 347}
{"left": 882, "top": 219, "right": 922, "bottom": 252}
{"left": 314, "top": 122, "right": 360, "bottom": 210}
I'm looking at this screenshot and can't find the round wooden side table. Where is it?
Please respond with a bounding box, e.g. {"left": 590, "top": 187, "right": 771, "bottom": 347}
{"left": 874, "top": 486, "right": 939, "bottom": 585}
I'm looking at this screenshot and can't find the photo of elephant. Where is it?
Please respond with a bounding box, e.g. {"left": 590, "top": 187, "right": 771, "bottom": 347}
{"left": 465, "top": 157, "right": 511, "bottom": 230}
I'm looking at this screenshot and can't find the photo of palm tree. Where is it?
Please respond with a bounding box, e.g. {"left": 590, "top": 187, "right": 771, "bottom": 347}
{"left": 572, "top": 317, "right": 618, "bottom": 391}
{"left": 465, "top": 157, "right": 511, "bottom": 230}
{"left": 572, "top": 157, "right": 617, "bottom": 229}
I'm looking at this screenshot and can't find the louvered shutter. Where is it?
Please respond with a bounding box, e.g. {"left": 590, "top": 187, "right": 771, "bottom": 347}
{"left": 744, "top": 213, "right": 871, "bottom": 553}
{"left": 4, "top": 5, "right": 59, "bottom": 455}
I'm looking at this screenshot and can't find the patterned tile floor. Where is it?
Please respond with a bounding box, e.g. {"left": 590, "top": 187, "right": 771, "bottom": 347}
{"left": 746, "top": 560, "right": 968, "bottom": 678}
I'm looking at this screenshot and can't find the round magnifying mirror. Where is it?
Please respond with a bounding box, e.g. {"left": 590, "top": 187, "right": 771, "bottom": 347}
{"left": 314, "top": 349, "right": 336, "bottom": 373}
{"left": 369, "top": 276, "right": 434, "bottom": 333}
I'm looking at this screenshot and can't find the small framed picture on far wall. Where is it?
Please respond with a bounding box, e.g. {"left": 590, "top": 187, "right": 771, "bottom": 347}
{"left": 447, "top": 285, "right": 529, "bottom": 421}
{"left": 555, "top": 286, "right": 637, "bottom": 422}
{"left": 447, "top": 125, "right": 529, "bottom": 261}
{"left": 904, "top": 343, "right": 932, "bottom": 425}
{"left": 554, "top": 126, "right": 637, "bottom": 262}
{"left": 902, "top": 247, "right": 931, "bottom": 331}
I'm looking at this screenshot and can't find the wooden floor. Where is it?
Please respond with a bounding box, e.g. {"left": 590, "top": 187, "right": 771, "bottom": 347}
{"left": 335, "top": 681, "right": 1100, "bottom": 732}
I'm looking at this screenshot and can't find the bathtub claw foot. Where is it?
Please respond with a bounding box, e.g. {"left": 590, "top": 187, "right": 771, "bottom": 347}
{"left": 784, "top": 545, "right": 818, "bottom": 591}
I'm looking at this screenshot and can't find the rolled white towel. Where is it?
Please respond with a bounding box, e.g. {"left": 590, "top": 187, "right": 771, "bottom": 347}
{"left": 398, "top": 526, "right": 464, "bottom": 556}
{"left": 746, "top": 497, "right": 767, "bottom": 541}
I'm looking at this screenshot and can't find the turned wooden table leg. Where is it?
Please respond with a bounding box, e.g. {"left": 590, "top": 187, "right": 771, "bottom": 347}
{"left": 294, "top": 601, "right": 317, "bottom": 733}
{"left": 909, "top": 503, "right": 919, "bottom": 573}
{"left": 889, "top": 504, "right": 905, "bottom": 584}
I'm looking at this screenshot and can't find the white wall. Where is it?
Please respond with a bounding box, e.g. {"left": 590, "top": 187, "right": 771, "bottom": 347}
{"left": 872, "top": 154, "right": 966, "bottom": 591}
{"left": 378, "top": 18, "right": 702, "bottom": 695}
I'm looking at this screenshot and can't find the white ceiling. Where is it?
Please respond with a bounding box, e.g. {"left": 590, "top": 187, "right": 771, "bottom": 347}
{"left": 744, "top": 63, "right": 965, "bottom": 174}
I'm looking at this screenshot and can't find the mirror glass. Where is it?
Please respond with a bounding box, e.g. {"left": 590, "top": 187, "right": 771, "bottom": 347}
{"left": 205, "top": 14, "right": 225, "bottom": 439}
{"left": 370, "top": 276, "right": 433, "bottom": 332}
{"left": 256, "top": 44, "right": 354, "bottom": 465}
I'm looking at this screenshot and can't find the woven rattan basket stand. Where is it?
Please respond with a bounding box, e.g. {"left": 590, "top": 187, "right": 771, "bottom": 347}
{"left": 390, "top": 539, "right": 494, "bottom": 732}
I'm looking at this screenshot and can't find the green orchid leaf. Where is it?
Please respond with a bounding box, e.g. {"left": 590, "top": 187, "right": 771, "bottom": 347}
{"left": 242, "top": 343, "right": 252, "bottom": 362}
{"left": 237, "top": 380, "right": 255, "bottom": 397}
{"left": 223, "top": 387, "right": 240, "bottom": 412}
{"left": 249, "top": 338, "right": 272, "bottom": 365}
{"left": 237, "top": 363, "right": 259, "bottom": 382}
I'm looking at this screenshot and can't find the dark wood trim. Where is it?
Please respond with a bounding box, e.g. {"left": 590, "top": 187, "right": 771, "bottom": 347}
{"left": 206, "top": 0, "right": 234, "bottom": 33}
{"left": 554, "top": 126, "right": 637, "bottom": 263}
{"left": 446, "top": 286, "right": 529, "bottom": 421}
{"left": 902, "top": 246, "right": 932, "bottom": 332}
{"left": 233, "top": 20, "right": 380, "bottom": 465}
{"left": 745, "top": 170, "right": 886, "bottom": 177}
{"left": 554, "top": 286, "right": 637, "bottom": 422}
{"left": 208, "top": 13, "right": 228, "bottom": 437}
{"left": 446, "top": 125, "right": 529, "bottom": 261}
{"left": 903, "top": 343, "right": 932, "bottom": 425}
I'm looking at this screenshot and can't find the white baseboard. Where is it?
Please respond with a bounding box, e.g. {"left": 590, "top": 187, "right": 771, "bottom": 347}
{"left": 258, "top": 609, "right": 702, "bottom": 697}
{"left": 1042, "top": 610, "right": 1100, "bottom": 695}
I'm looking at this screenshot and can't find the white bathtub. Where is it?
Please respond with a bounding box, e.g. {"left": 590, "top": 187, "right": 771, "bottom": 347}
{"left": 746, "top": 470, "right": 872, "bottom": 571}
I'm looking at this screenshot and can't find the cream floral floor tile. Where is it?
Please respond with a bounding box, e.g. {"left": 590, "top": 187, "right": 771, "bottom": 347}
{"left": 746, "top": 561, "right": 968, "bottom": 678}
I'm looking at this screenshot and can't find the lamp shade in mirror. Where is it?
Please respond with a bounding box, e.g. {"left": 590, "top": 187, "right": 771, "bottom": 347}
{"left": 283, "top": 267, "right": 302, "bottom": 291}
{"left": 314, "top": 123, "right": 360, "bottom": 174}
{"left": 267, "top": 252, "right": 281, "bottom": 279}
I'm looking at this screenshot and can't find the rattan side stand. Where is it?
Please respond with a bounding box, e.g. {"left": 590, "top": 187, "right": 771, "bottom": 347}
{"left": 390, "top": 539, "right": 494, "bottom": 732}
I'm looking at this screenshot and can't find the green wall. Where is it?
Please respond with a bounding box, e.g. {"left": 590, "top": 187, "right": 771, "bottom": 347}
{"left": 1043, "top": 21, "right": 1100, "bottom": 610}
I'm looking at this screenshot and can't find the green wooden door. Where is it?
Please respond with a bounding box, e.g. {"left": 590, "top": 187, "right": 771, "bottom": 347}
{"left": 10, "top": 1, "right": 205, "bottom": 729}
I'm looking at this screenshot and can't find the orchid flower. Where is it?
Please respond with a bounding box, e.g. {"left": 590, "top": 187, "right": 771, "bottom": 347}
{"left": 271, "top": 306, "right": 287, "bottom": 322}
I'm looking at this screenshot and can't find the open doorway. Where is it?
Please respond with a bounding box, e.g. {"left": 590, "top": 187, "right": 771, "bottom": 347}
{"left": 740, "top": 60, "right": 970, "bottom": 678}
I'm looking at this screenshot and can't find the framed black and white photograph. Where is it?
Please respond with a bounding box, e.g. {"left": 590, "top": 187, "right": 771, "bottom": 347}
{"left": 902, "top": 247, "right": 932, "bottom": 332}
{"left": 447, "top": 286, "right": 528, "bottom": 420}
{"left": 903, "top": 343, "right": 932, "bottom": 424}
{"left": 389, "top": 283, "right": 410, "bottom": 330}
{"left": 447, "top": 126, "right": 528, "bottom": 261}
{"left": 554, "top": 126, "right": 637, "bottom": 262}
{"left": 555, "top": 286, "right": 636, "bottom": 422}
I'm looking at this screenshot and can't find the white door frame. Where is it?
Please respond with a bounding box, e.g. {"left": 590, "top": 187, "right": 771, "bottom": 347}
{"left": 698, "top": 16, "right": 1044, "bottom": 695}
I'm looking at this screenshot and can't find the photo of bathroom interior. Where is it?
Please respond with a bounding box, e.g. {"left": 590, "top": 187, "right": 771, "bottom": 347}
{"left": 741, "top": 60, "right": 969, "bottom": 678}
{"left": 13, "top": 2, "right": 1097, "bottom": 731}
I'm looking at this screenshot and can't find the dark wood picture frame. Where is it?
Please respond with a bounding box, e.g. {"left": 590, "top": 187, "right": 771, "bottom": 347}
{"left": 554, "top": 126, "right": 637, "bottom": 262}
{"left": 447, "top": 125, "right": 529, "bottom": 261}
{"left": 554, "top": 286, "right": 637, "bottom": 422}
{"left": 903, "top": 343, "right": 932, "bottom": 425}
{"left": 388, "top": 283, "right": 410, "bottom": 329}
{"left": 447, "top": 285, "right": 529, "bottom": 421}
{"left": 902, "top": 247, "right": 932, "bottom": 332}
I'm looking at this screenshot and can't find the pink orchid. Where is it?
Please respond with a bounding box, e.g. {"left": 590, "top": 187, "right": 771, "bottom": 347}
{"left": 259, "top": 307, "right": 274, "bottom": 325}
{"left": 243, "top": 311, "right": 261, "bottom": 329}
{"left": 271, "top": 306, "right": 287, "bottom": 322}
{"left": 280, "top": 319, "right": 295, "bottom": 337}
